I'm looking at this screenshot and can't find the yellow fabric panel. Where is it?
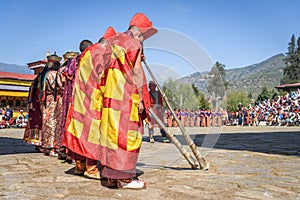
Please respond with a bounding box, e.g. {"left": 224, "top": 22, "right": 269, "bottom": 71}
{"left": 130, "top": 93, "right": 139, "bottom": 122}
{"left": 67, "top": 118, "right": 83, "bottom": 138}
{"left": 127, "top": 130, "right": 142, "bottom": 151}
{"left": 23, "top": 138, "right": 40, "bottom": 144}
{"left": 100, "top": 85, "right": 105, "bottom": 95}
{"left": 104, "top": 69, "right": 125, "bottom": 100}
{"left": 0, "top": 79, "right": 32, "bottom": 86}
{"left": 88, "top": 118, "right": 101, "bottom": 145}
{"left": 73, "top": 82, "right": 86, "bottom": 115}
{"left": 0, "top": 91, "right": 28, "bottom": 97}
{"left": 89, "top": 87, "right": 102, "bottom": 111}
{"left": 100, "top": 107, "right": 119, "bottom": 150}
{"left": 111, "top": 44, "right": 125, "bottom": 65}
{"left": 79, "top": 50, "right": 93, "bottom": 85}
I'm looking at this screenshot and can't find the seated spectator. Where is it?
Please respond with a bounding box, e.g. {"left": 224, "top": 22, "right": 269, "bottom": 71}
{"left": 0, "top": 107, "right": 4, "bottom": 115}
{"left": 0, "top": 116, "right": 6, "bottom": 129}
{"left": 15, "top": 110, "right": 27, "bottom": 128}
{"left": 6, "top": 117, "right": 15, "bottom": 128}
{"left": 4, "top": 105, "right": 13, "bottom": 121}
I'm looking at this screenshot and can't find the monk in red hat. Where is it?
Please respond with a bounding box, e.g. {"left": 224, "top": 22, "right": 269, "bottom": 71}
{"left": 129, "top": 12, "right": 157, "bottom": 40}
{"left": 99, "top": 26, "right": 117, "bottom": 43}
{"left": 98, "top": 13, "right": 157, "bottom": 189}
{"left": 62, "top": 27, "right": 116, "bottom": 180}
{"left": 83, "top": 26, "right": 117, "bottom": 180}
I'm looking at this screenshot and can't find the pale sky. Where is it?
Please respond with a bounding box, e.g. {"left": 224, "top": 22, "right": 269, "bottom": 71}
{"left": 0, "top": 0, "right": 299, "bottom": 77}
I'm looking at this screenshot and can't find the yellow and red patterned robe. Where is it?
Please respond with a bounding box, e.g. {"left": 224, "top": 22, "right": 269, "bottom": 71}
{"left": 63, "top": 33, "right": 150, "bottom": 172}
{"left": 63, "top": 42, "right": 111, "bottom": 159}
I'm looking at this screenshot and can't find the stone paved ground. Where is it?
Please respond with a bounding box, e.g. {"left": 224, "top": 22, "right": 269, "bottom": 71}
{"left": 0, "top": 126, "right": 299, "bottom": 200}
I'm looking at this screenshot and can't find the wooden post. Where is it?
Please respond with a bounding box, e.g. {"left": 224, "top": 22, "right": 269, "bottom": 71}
{"left": 148, "top": 108, "right": 198, "bottom": 169}
{"left": 143, "top": 60, "right": 209, "bottom": 170}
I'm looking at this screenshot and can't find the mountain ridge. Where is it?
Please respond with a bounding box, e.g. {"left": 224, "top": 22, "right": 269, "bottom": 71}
{"left": 0, "top": 53, "right": 287, "bottom": 98}
{"left": 0, "top": 62, "right": 32, "bottom": 74}
{"left": 180, "top": 53, "right": 286, "bottom": 98}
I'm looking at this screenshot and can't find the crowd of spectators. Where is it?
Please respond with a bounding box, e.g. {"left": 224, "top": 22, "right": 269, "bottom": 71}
{"left": 161, "top": 89, "right": 300, "bottom": 128}
{"left": 2, "top": 90, "right": 299, "bottom": 129}
{"left": 228, "top": 90, "right": 300, "bottom": 127}
{"left": 0, "top": 106, "right": 28, "bottom": 129}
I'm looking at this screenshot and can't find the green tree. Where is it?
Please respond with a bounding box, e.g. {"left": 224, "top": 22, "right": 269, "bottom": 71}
{"left": 207, "top": 62, "right": 229, "bottom": 96}
{"left": 198, "top": 93, "right": 210, "bottom": 110}
{"left": 247, "top": 91, "right": 253, "bottom": 100}
{"left": 162, "top": 79, "right": 199, "bottom": 110}
{"left": 192, "top": 83, "right": 200, "bottom": 97}
{"left": 256, "top": 87, "right": 276, "bottom": 102}
{"left": 207, "top": 62, "right": 229, "bottom": 109}
{"left": 226, "top": 91, "right": 250, "bottom": 111}
{"left": 296, "top": 37, "right": 300, "bottom": 80}
{"left": 281, "top": 34, "right": 300, "bottom": 84}
{"left": 191, "top": 83, "right": 210, "bottom": 109}
{"left": 162, "top": 79, "right": 178, "bottom": 109}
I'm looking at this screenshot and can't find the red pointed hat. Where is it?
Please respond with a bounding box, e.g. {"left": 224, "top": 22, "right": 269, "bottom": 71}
{"left": 129, "top": 13, "right": 158, "bottom": 40}
{"left": 103, "top": 26, "right": 116, "bottom": 40}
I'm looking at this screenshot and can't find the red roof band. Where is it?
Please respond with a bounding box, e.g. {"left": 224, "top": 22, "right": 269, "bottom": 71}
{"left": 0, "top": 71, "right": 36, "bottom": 81}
